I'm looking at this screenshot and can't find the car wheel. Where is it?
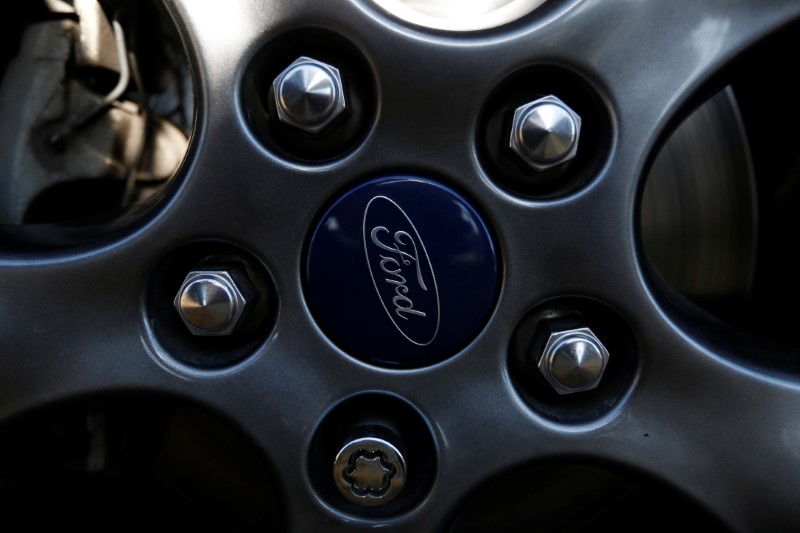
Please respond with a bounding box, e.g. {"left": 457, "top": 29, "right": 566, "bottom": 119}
{"left": 2, "top": 0, "right": 800, "bottom": 531}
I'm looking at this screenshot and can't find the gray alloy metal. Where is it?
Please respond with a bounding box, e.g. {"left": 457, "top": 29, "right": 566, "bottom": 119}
{"left": 2, "top": 0, "right": 800, "bottom": 532}
{"left": 509, "top": 95, "right": 581, "bottom": 171}
{"left": 333, "top": 436, "right": 407, "bottom": 506}
{"left": 537, "top": 327, "right": 609, "bottom": 394}
{"left": 173, "top": 270, "right": 249, "bottom": 335}
{"left": 272, "top": 56, "right": 346, "bottom": 134}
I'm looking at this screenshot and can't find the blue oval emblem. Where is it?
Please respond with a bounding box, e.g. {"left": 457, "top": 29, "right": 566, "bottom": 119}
{"left": 363, "top": 196, "right": 440, "bottom": 346}
{"left": 305, "top": 176, "right": 498, "bottom": 368}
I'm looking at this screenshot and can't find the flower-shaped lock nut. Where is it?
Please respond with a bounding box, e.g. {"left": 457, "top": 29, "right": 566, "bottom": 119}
{"left": 332, "top": 436, "right": 407, "bottom": 506}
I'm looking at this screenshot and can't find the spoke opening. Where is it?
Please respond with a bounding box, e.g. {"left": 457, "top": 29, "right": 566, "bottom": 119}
{"left": 449, "top": 461, "right": 730, "bottom": 532}
{"left": 640, "top": 19, "right": 800, "bottom": 371}
{"left": 0, "top": 392, "right": 283, "bottom": 530}
{"left": 0, "top": 0, "right": 195, "bottom": 249}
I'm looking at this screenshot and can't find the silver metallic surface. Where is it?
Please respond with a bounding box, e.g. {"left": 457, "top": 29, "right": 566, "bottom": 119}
{"left": 44, "top": 0, "right": 75, "bottom": 14}
{"left": 272, "top": 56, "right": 346, "bottom": 134}
{"left": 73, "top": 0, "right": 121, "bottom": 73}
{"left": 510, "top": 95, "right": 581, "bottom": 171}
{"left": 538, "top": 328, "right": 609, "bottom": 394}
{"left": 367, "top": 0, "right": 549, "bottom": 31}
{"left": 174, "top": 271, "right": 249, "bottom": 336}
{"left": 48, "top": 18, "right": 131, "bottom": 145}
{"left": 333, "top": 436, "right": 407, "bottom": 506}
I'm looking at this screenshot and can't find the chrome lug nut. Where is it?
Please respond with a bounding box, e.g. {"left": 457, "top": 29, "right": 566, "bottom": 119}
{"left": 537, "top": 327, "right": 609, "bottom": 394}
{"left": 272, "top": 56, "right": 346, "bottom": 134}
{"left": 174, "top": 269, "right": 251, "bottom": 336}
{"left": 333, "top": 435, "right": 406, "bottom": 506}
{"left": 510, "top": 95, "right": 581, "bottom": 171}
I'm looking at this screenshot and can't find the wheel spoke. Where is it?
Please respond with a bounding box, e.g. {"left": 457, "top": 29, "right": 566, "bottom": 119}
{"left": 0, "top": 251, "right": 157, "bottom": 413}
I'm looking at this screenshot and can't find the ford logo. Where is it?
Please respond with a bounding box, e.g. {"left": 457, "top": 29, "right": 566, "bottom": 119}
{"left": 363, "top": 195, "right": 440, "bottom": 346}
{"left": 306, "top": 176, "right": 498, "bottom": 367}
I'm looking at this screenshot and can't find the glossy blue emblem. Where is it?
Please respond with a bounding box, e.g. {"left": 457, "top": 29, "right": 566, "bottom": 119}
{"left": 305, "top": 176, "right": 499, "bottom": 367}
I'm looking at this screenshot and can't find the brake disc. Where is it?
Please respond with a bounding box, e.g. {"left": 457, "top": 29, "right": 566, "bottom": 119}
{"left": 641, "top": 87, "right": 757, "bottom": 304}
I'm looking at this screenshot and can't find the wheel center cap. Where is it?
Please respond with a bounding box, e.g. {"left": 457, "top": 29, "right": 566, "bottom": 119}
{"left": 305, "top": 176, "right": 498, "bottom": 367}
